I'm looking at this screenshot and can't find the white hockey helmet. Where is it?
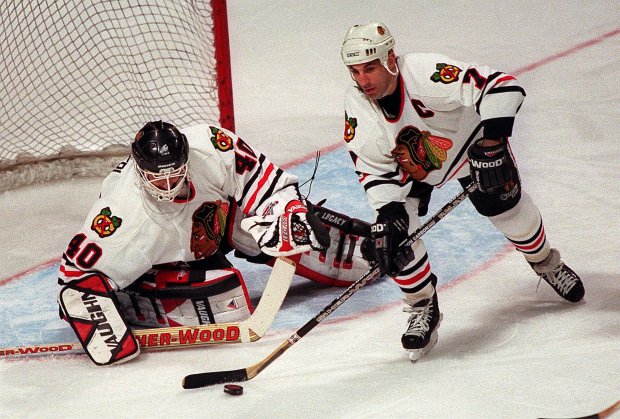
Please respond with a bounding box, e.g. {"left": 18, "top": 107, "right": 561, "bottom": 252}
{"left": 341, "top": 22, "right": 395, "bottom": 68}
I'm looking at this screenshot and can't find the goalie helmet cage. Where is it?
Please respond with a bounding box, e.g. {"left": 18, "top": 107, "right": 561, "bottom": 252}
{"left": 0, "top": 0, "right": 235, "bottom": 192}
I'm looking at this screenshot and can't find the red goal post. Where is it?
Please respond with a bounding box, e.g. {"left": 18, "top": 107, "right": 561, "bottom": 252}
{"left": 0, "top": 0, "right": 235, "bottom": 192}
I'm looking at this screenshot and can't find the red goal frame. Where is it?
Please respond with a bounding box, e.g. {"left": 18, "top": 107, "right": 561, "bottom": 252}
{"left": 212, "top": 0, "right": 235, "bottom": 132}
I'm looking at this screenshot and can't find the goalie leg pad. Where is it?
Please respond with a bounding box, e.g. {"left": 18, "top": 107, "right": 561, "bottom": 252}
{"left": 58, "top": 274, "right": 140, "bottom": 366}
{"left": 116, "top": 267, "right": 253, "bottom": 328}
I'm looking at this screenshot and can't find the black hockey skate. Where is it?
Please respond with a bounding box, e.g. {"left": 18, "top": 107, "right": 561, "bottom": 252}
{"left": 530, "top": 248, "right": 584, "bottom": 302}
{"left": 401, "top": 292, "right": 442, "bottom": 362}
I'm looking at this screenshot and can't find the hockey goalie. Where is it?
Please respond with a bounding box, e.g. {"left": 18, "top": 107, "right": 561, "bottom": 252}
{"left": 57, "top": 121, "right": 372, "bottom": 365}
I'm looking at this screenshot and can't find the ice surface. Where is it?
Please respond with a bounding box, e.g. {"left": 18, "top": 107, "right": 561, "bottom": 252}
{"left": 0, "top": 1, "right": 618, "bottom": 418}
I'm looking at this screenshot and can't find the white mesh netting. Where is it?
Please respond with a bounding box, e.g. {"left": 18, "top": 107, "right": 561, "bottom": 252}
{"left": 0, "top": 0, "right": 229, "bottom": 191}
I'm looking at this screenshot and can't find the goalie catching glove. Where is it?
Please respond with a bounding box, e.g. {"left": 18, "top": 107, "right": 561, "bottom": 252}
{"left": 297, "top": 201, "right": 373, "bottom": 286}
{"left": 241, "top": 186, "right": 330, "bottom": 257}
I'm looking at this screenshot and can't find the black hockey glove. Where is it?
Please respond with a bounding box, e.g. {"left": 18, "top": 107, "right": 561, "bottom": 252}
{"left": 467, "top": 138, "right": 515, "bottom": 193}
{"left": 370, "top": 202, "right": 414, "bottom": 276}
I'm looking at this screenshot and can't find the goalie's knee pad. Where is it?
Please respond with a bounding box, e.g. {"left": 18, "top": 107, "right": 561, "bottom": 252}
{"left": 58, "top": 274, "right": 140, "bottom": 365}
{"left": 115, "top": 266, "right": 253, "bottom": 328}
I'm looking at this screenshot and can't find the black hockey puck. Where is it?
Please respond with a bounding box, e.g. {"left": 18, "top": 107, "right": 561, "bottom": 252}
{"left": 223, "top": 384, "right": 243, "bottom": 395}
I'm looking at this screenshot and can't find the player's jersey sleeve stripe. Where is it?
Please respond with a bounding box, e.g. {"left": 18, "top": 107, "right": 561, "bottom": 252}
{"left": 491, "top": 75, "right": 517, "bottom": 85}
{"left": 475, "top": 71, "right": 503, "bottom": 114}
{"left": 255, "top": 168, "right": 284, "bottom": 210}
{"left": 363, "top": 177, "right": 411, "bottom": 191}
{"left": 59, "top": 264, "right": 88, "bottom": 278}
{"left": 239, "top": 154, "right": 267, "bottom": 202}
{"left": 242, "top": 161, "right": 275, "bottom": 214}
{"left": 58, "top": 253, "right": 98, "bottom": 286}
{"left": 487, "top": 85, "right": 526, "bottom": 96}
{"left": 475, "top": 70, "right": 525, "bottom": 138}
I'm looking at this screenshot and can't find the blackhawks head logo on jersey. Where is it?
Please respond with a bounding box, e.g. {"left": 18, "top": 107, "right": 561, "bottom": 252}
{"left": 391, "top": 126, "right": 453, "bottom": 181}
{"left": 190, "top": 200, "right": 229, "bottom": 259}
{"left": 430, "top": 63, "right": 462, "bottom": 84}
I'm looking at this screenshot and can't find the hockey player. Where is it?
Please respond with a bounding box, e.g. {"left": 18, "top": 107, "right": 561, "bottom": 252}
{"left": 58, "top": 121, "right": 370, "bottom": 365}
{"left": 340, "top": 22, "right": 584, "bottom": 361}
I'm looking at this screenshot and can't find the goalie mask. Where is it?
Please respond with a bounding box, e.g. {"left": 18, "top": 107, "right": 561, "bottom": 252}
{"left": 131, "top": 121, "right": 189, "bottom": 202}
{"left": 341, "top": 22, "right": 397, "bottom": 75}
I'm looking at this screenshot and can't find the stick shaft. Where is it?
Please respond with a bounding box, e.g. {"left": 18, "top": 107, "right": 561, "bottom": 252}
{"left": 297, "top": 182, "right": 475, "bottom": 336}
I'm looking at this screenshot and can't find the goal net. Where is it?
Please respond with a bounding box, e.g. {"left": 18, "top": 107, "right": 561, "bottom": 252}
{"left": 0, "top": 0, "right": 234, "bottom": 191}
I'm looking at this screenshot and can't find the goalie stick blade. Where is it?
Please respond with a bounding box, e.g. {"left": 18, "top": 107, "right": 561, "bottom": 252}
{"left": 242, "top": 257, "right": 296, "bottom": 338}
{"left": 182, "top": 368, "right": 249, "bottom": 389}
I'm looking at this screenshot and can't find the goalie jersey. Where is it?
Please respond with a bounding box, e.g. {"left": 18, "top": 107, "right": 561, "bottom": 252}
{"left": 58, "top": 123, "right": 299, "bottom": 290}
{"left": 344, "top": 52, "right": 526, "bottom": 210}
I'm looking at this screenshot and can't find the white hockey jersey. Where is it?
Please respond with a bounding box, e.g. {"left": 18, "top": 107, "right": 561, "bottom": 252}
{"left": 344, "top": 52, "right": 526, "bottom": 211}
{"left": 59, "top": 124, "right": 298, "bottom": 289}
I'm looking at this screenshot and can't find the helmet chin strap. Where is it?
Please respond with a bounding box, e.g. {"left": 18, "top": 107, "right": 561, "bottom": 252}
{"left": 383, "top": 59, "right": 399, "bottom": 77}
{"left": 376, "top": 61, "right": 399, "bottom": 99}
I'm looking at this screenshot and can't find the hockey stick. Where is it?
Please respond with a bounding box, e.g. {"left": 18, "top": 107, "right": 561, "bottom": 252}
{"left": 538, "top": 399, "right": 620, "bottom": 419}
{"left": 182, "top": 183, "right": 477, "bottom": 389}
{"left": 0, "top": 257, "right": 296, "bottom": 359}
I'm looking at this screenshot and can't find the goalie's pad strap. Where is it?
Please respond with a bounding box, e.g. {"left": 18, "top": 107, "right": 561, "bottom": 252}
{"left": 59, "top": 274, "right": 139, "bottom": 365}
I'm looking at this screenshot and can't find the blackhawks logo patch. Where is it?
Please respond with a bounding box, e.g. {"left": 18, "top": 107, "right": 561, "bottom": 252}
{"left": 391, "top": 126, "right": 453, "bottom": 181}
{"left": 431, "top": 63, "right": 462, "bottom": 84}
{"left": 91, "top": 207, "right": 122, "bottom": 238}
{"left": 344, "top": 112, "right": 357, "bottom": 143}
{"left": 190, "top": 200, "right": 229, "bottom": 259}
{"left": 210, "top": 127, "right": 233, "bottom": 151}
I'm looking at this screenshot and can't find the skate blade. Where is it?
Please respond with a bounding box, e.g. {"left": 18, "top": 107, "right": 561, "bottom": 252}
{"left": 408, "top": 329, "right": 438, "bottom": 362}
{"left": 408, "top": 314, "right": 442, "bottom": 363}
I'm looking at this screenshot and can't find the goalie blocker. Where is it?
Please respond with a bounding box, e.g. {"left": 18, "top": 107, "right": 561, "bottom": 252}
{"left": 58, "top": 274, "right": 140, "bottom": 365}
